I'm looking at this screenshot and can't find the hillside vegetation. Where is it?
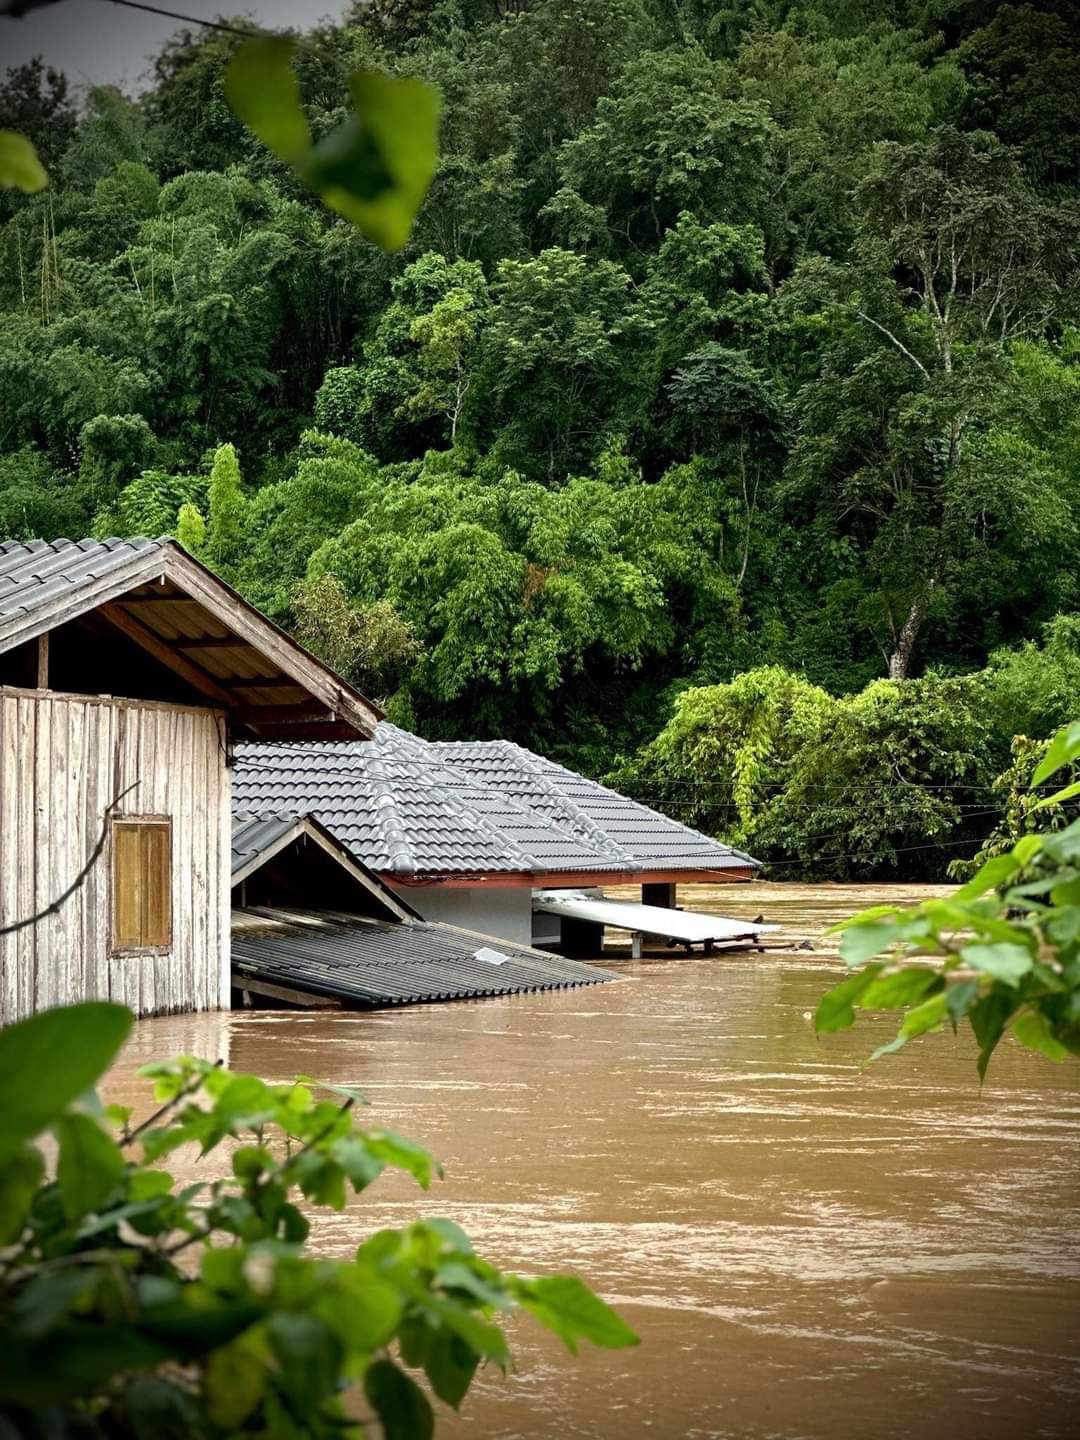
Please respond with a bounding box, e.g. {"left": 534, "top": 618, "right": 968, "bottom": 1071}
{"left": 3, "top": 0, "right": 1079, "bottom": 875}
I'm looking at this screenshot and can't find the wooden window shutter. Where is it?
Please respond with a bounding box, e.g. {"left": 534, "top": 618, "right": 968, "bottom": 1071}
{"left": 112, "top": 819, "right": 172, "bottom": 950}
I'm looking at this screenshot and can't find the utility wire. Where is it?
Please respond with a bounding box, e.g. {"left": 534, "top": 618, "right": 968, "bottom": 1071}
{"left": 94, "top": 0, "right": 260, "bottom": 37}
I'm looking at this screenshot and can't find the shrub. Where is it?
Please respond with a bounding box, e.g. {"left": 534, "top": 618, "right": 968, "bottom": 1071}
{"left": 0, "top": 1003, "right": 636, "bottom": 1437}
{"left": 817, "top": 720, "right": 1080, "bottom": 1076}
{"left": 622, "top": 667, "right": 996, "bottom": 879}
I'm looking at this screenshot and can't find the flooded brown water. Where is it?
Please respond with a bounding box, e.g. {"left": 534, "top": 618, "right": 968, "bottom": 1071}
{"left": 107, "top": 883, "right": 1080, "bottom": 1439}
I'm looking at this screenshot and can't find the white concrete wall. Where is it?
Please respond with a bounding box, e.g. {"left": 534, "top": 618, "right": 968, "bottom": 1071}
{"left": 388, "top": 884, "right": 534, "bottom": 947}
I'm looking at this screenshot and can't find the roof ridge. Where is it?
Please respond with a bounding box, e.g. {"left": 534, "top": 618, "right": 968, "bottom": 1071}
{"left": 489, "top": 740, "right": 634, "bottom": 865}
{"left": 382, "top": 733, "right": 549, "bottom": 872}
{"left": 364, "top": 748, "right": 419, "bottom": 877}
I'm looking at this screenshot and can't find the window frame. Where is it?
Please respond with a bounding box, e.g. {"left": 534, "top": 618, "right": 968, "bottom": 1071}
{"left": 110, "top": 814, "right": 174, "bottom": 956}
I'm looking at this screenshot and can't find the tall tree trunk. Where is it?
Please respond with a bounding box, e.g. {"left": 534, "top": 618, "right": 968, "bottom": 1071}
{"left": 887, "top": 593, "right": 928, "bottom": 680}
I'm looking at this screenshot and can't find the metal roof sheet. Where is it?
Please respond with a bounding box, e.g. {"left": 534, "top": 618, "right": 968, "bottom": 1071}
{"left": 231, "top": 812, "right": 304, "bottom": 881}
{"left": 0, "top": 538, "right": 380, "bottom": 739}
{"left": 234, "top": 723, "right": 757, "bottom": 880}
{"left": 231, "top": 912, "right": 616, "bottom": 1007}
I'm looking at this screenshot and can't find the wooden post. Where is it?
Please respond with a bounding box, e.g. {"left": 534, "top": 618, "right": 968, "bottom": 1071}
{"left": 36, "top": 633, "right": 48, "bottom": 690}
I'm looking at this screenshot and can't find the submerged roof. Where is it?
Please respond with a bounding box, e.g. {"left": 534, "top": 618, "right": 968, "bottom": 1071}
{"left": 231, "top": 911, "right": 616, "bottom": 1007}
{"left": 0, "top": 538, "right": 379, "bottom": 739}
{"left": 233, "top": 722, "right": 756, "bottom": 882}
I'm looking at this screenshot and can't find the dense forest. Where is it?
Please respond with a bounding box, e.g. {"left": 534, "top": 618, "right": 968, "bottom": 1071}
{"left": 2, "top": 0, "right": 1079, "bottom": 875}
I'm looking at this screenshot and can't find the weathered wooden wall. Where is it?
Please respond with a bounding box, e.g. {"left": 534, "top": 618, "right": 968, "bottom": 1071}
{"left": 0, "top": 688, "right": 230, "bottom": 1022}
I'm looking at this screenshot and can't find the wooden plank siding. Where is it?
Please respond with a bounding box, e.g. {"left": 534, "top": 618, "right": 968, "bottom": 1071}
{"left": 0, "top": 688, "right": 228, "bottom": 1022}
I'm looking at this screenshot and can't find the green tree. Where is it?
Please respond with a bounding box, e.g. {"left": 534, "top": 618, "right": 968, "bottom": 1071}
{"left": 479, "top": 248, "right": 632, "bottom": 479}
{"left": 205, "top": 441, "right": 247, "bottom": 573}
{"left": 786, "top": 127, "right": 1080, "bottom": 678}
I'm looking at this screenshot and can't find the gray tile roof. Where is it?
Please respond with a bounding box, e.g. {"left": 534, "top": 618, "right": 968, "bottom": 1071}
{"left": 231, "top": 912, "right": 616, "bottom": 1007}
{"left": 431, "top": 739, "right": 757, "bottom": 872}
{"left": 234, "top": 723, "right": 756, "bottom": 880}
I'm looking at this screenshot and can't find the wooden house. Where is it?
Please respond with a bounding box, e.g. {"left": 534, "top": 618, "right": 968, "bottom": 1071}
{"left": 0, "top": 538, "right": 379, "bottom": 1022}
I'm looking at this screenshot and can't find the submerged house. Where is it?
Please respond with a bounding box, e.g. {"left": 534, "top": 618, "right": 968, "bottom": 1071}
{"left": 0, "top": 537, "right": 378, "bottom": 1022}
{"left": 0, "top": 537, "right": 617, "bottom": 1021}
{"left": 233, "top": 723, "right": 759, "bottom": 953}
{"left": 229, "top": 810, "right": 615, "bottom": 1008}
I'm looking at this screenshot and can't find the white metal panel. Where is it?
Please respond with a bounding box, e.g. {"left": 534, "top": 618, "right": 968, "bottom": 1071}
{"left": 533, "top": 890, "right": 779, "bottom": 943}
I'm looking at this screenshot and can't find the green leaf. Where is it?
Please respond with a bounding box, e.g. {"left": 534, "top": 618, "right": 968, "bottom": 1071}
{"left": 128, "top": 1168, "right": 174, "bottom": 1202}
{"left": 0, "top": 1324, "right": 170, "bottom": 1405}
{"left": 424, "top": 1294, "right": 510, "bottom": 1365}
{"left": 364, "top": 1130, "right": 439, "bottom": 1189}
{"left": 54, "top": 1112, "right": 126, "bottom": 1221}
{"left": 224, "top": 37, "right": 311, "bottom": 165}
{"left": 214, "top": 1073, "right": 275, "bottom": 1126}
{"left": 332, "top": 1134, "right": 385, "bottom": 1192}
{"left": 869, "top": 991, "right": 950, "bottom": 1062}
{"left": 204, "top": 1333, "right": 267, "bottom": 1429}
{"left": 124, "top": 1375, "right": 204, "bottom": 1440}
{"left": 0, "top": 1003, "right": 132, "bottom": 1162}
{"left": 839, "top": 920, "right": 901, "bottom": 967}
{"left": 1011, "top": 1010, "right": 1069, "bottom": 1062}
{"left": 312, "top": 70, "right": 441, "bottom": 251}
{"left": 946, "top": 978, "right": 980, "bottom": 1024}
{"left": 960, "top": 941, "right": 1034, "bottom": 988}
{"left": 1013, "top": 834, "right": 1044, "bottom": 866}
{"left": 0, "top": 131, "right": 47, "bottom": 192}
{"left": 266, "top": 1312, "right": 342, "bottom": 1407}
{"left": 511, "top": 1275, "right": 639, "bottom": 1356}
{"left": 953, "top": 853, "right": 1020, "bottom": 901}
{"left": 423, "top": 1328, "right": 479, "bottom": 1409}
{"left": 435, "top": 1260, "right": 511, "bottom": 1310}
{"left": 0, "top": 1145, "right": 44, "bottom": 1244}
{"left": 1040, "top": 818, "right": 1080, "bottom": 863}
{"left": 813, "top": 964, "right": 883, "bottom": 1033}
{"left": 364, "top": 1358, "right": 434, "bottom": 1440}
{"left": 969, "top": 990, "right": 1017, "bottom": 1081}
{"left": 233, "top": 1145, "right": 273, "bottom": 1181}
{"left": 1032, "top": 722, "right": 1080, "bottom": 786}
{"left": 858, "top": 968, "right": 942, "bottom": 1011}
{"left": 898, "top": 991, "right": 948, "bottom": 1038}
{"left": 317, "top": 1262, "right": 402, "bottom": 1352}
{"left": 12, "top": 1267, "right": 96, "bottom": 1338}
{"left": 1034, "top": 778, "right": 1080, "bottom": 810}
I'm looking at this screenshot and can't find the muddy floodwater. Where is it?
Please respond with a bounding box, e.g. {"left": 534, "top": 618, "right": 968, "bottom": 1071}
{"left": 107, "top": 883, "right": 1080, "bottom": 1439}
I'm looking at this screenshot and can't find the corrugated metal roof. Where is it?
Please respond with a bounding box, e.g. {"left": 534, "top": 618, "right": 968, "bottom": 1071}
{"left": 231, "top": 911, "right": 616, "bottom": 1007}
{"left": 0, "top": 538, "right": 379, "bottom": 739}
{"left": 233, "top": 723, "right": 757, "bottom": 880}
{"left": 232, "top": 812, "right": 304, "bottom": 881}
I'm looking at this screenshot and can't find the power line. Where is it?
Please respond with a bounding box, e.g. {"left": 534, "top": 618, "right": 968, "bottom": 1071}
{"left": 759, "top": 834, "right": 986, "bottom": 870}
{"left": 95, "top": 0, "right": 260, "bottom": 37}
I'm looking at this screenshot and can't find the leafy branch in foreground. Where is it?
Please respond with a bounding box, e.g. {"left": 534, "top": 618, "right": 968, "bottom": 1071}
{"left": 1, "top": 25, "right": 439, "bottom": 250}
{"left": 0, "top": 1003, "right": 636, "bottom": 1438}
{"left": 816, "top": 721, "right": 1080, "bottom": 1078}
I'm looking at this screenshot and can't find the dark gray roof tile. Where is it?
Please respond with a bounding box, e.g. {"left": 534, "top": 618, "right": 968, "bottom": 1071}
{"left": 235, "top": 723, "right": 757, "bottom": 879}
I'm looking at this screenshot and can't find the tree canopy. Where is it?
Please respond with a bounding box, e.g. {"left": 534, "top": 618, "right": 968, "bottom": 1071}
{"left": 1, "top": 0, "right": 1078, "bottom": 875}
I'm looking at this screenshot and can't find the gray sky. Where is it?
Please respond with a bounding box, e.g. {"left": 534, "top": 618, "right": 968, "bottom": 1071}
{"left": 1, "top": 0, "right": 346, "bottom": 95}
